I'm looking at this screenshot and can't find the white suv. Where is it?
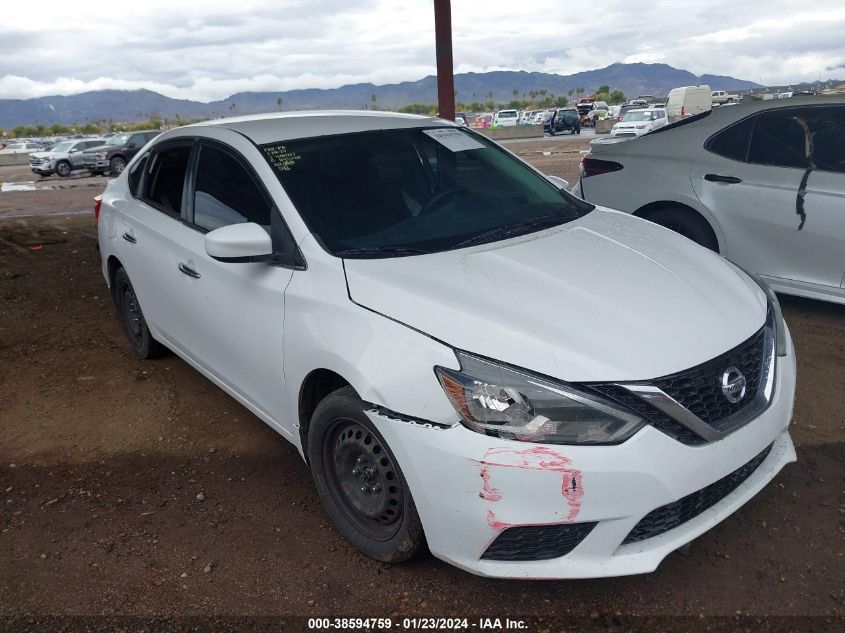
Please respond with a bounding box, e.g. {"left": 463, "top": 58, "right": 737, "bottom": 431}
{"left": 610, "top": 108, "right": 668, "bottom": 137}
{"left": 97, "top": 111, "right": 796, "bottom": 579}
{"left": 493, "top": 109, "right": 519, "bottom": 126}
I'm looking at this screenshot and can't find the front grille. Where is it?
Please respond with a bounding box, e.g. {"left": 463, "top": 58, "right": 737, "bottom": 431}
{"left": 622, "top": 443, "right": 773, "bottom": 544}
{"left": 589, "top": 384, "right": 706, "bottom": 445}
{"left": 653, "top": 326, "right": 766, "bottom": 426}
{"left": 482, "top": 522, "right": 597, "bottom": 561}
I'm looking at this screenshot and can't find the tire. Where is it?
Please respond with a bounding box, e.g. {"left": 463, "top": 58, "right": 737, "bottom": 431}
{"left": 548, "top": 129, "right": 555, "bottom": 136}
{"left": 56, "top": 161, "right": 71, "bottom": 178}
{"left": 308, "top": 386, "right": 424, "bottom": 563}
{"left": 109, "top": 156, "right": 126, "bottom": 175}
{"left": 645, "top": 207, "right": 719, "bottom": 252}
{"left": 112, "top": 267, "right": 166, "bottom": 359}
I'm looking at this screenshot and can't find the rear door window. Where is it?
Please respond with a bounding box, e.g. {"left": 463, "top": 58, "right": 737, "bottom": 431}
{"left": 747, "top": 110, "right": 808, "bottom": 169}
{"left": 143, "top": 144, "right": 191, "bottom": 216}
{"left": 706, "top": 115, "right": 755, "bottom": 162}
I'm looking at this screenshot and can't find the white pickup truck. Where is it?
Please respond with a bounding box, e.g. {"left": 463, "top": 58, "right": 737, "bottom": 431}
{"left": 711, "top": 90, "right": 740, "bottom": 105}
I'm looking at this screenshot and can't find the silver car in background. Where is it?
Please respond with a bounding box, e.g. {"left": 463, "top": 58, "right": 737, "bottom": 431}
{"left": 30, "top": 138, "right": 105, "bottom": 177}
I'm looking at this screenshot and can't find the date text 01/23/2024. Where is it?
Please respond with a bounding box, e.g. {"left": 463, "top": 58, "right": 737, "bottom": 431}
{"left": 307, "top": 617, "right": 528, "bottom": 630}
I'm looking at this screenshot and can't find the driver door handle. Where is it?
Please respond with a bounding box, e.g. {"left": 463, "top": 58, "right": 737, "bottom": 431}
{"left": 122, "top": 232, "right": 137, "bottom": 244}
{"left": 705, "top": 173, "right": 742, "bottom": 184}
{"left": 178, "top": 262, "right": 201, "bottom": 279}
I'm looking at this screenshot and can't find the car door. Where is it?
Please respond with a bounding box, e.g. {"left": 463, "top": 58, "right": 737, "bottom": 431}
{"left": 166, "top": 138, "right": 299, "bottom": 429}
{"left": 690, "top": 106, "right": 845, "bottom": 289}
{"left": 115, "top": 141, "right": 196, "bottom": 350}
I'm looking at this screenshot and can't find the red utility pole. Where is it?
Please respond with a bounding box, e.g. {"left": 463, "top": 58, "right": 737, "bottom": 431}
{"left": 434, "top": 0, "right": 455, "bottom": 121}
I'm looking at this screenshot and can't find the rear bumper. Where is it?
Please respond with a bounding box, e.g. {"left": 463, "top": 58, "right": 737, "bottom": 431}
{"left": 368, "top": 330, "right": 796, "bottom": 579}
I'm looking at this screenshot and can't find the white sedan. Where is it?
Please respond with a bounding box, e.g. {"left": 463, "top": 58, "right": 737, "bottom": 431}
{"left": 97, "top": 111, "right": 795, "bottom": 579}
{"left": 577, "top": 96, "right": 845, "bottom": 305}
{"left": 610, "top": 108, "right": 669, "bottom": 137}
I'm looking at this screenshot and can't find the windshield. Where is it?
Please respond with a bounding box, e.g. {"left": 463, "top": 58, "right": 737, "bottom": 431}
{"left": 498, "top": 111, "right": 517, "bottom": 118}
{"left": 106, "top": 134, "right": 131, "bottom": 146}
{"left": 5, "top": 144, "right": 24, "bottom": 149}
{"left": 262, "top": 127, "right": 593, "bottom": 257}
{"left": 51, "top": 141, "right": 73, "bottom": 153}
{"left": 622, "top": 111, "right": 656, "bottom": 122}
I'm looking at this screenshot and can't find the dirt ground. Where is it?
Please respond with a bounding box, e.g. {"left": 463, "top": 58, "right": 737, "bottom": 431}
{"left": 0, "top": 142, "right": 843, "bottom": 631}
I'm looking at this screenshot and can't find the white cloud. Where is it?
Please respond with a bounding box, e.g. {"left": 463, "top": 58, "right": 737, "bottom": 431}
{"left": 1, "top": 0, "right": 844, "bottom": 100}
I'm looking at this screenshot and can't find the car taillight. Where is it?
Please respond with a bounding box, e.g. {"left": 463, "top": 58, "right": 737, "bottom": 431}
{"left": 580, "top": 157, "right": 624, "bottom": 178}
{"left": 94, "top": 195, "right": 103, "bottom": 222}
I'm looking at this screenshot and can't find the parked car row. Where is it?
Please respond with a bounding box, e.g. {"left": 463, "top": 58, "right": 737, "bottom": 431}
{"left": 28, "top": 130, "right": 159, "bottom": 178}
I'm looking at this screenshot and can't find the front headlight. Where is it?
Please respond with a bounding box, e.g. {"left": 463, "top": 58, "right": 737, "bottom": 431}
{"left": 435, "top": 352, "right": 645, "bottom": 445}
{"left": 635, "top": 124, "right": 647, "bottom": 129}
{"left": 96, "top": 152, "right": 108, "bottom": 160}
{"left": 747, "top": 274, "right": 787, "bottom": 357}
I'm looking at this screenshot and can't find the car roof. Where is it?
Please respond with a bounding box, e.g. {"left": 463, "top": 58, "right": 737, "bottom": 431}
{"left": 183, "top": 110, "right": 447, "bottom": 144}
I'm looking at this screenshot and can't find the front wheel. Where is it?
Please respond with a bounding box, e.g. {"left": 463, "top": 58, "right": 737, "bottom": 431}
{"left": 308, "top": 387, "right": 424, "bottom": 563}
{"left": 109, "top": 156, "right": 126, "bottom": 175}
{"left": 56, "top": 161, "right": 72, "bottom": 177}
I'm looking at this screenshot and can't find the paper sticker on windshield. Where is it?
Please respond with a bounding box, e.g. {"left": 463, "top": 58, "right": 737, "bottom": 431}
{"left": 423, "top": 128, "right": 485, "bottom": 152}
{"left": 264, "top": 144, "right": 301, "bottom": 172}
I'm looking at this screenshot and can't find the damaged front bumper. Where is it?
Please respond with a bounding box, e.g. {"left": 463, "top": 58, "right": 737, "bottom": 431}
{"left": 367, "top": 338, "right": 796, "bottom": 579}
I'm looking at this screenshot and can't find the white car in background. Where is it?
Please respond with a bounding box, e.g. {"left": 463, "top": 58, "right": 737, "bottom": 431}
{"left": 493, "top": 109, "right": 519, "bottom": 126}
{"left": 610, "top": 108, "right": 669, "bottom": 137}
{"left": 0, "top": 141, "right": 42, "bottom": 155}
{"left": 97, "top": 111, "right": 795, "bottom": 579}
{"left": 576, "top": 96, "right": 845, "bottom": 305}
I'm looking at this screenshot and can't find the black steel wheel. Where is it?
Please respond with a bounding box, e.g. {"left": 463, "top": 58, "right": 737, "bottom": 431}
{"left": 112, "top": 267, "right": 165, "bottom": 359}
{"left": 324, "top": 419, "right": 404, "bottom": 540}
{"left": 308, "top": 387, "right": 424, "bottom": 562}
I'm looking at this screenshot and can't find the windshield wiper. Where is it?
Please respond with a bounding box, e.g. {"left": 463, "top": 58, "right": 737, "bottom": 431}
{"left": 453, "top": 214, "right": 568, "bottom": 249}
{"left": 335, "top": 246, "right": 429, "bottom": 259}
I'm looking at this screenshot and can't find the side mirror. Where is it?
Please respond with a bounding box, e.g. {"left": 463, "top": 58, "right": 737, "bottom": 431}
{"left": 547, "top": 175, "right": 570, "bottom": 190}
{"left": 204, "top": 222, "right": 273, "bottom": 263}
{"left": 127, "top": 143, "right": 137, "bottom": 149}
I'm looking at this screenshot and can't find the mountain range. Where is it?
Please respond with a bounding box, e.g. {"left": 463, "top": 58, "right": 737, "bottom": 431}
{"left": 0, "top": 62, "right": 763, "bottom": 128}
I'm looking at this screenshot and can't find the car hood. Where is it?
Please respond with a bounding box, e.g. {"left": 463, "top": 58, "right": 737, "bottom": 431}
{"left": 30, "top": 152, "right": 56, "bottom": 159}
{"left": 343, "top": 208, "right": 766, "bottom": 382}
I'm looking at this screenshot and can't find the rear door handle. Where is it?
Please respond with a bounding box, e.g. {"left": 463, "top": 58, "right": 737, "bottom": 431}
{"left": 704, "top": 173, "right": 742, "bottom": 184}
{"left": 178, "top": 262, "right": 201, "bottom": 279}
{"left": 122, "top": 232, "right": 137, "bottom": 244}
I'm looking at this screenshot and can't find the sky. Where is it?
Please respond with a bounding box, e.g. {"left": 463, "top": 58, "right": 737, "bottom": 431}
{"left": 3, "top": 0, "right": 845, "bottom": 102}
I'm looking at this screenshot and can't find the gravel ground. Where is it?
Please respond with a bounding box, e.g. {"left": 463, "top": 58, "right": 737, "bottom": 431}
{"left": 0, "top": 143, "right": 842, "bottom": 632}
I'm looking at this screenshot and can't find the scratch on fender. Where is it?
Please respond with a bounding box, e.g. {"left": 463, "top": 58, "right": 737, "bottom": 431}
{"left": 479, "top": 466, "right": 502, "bottom": 501}
{"left": 478, "top": 446, "right": 584, "bottom": 525}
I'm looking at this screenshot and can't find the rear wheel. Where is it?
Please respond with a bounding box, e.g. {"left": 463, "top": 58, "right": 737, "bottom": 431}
{"left": 112, "top": 268, "right": 165, "bottom": 359}
{"left": 645, "top": 207, "right": 719, "bottom": 252}
{"left": 308, "top": 387, "right": 424, "bottom": 563}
